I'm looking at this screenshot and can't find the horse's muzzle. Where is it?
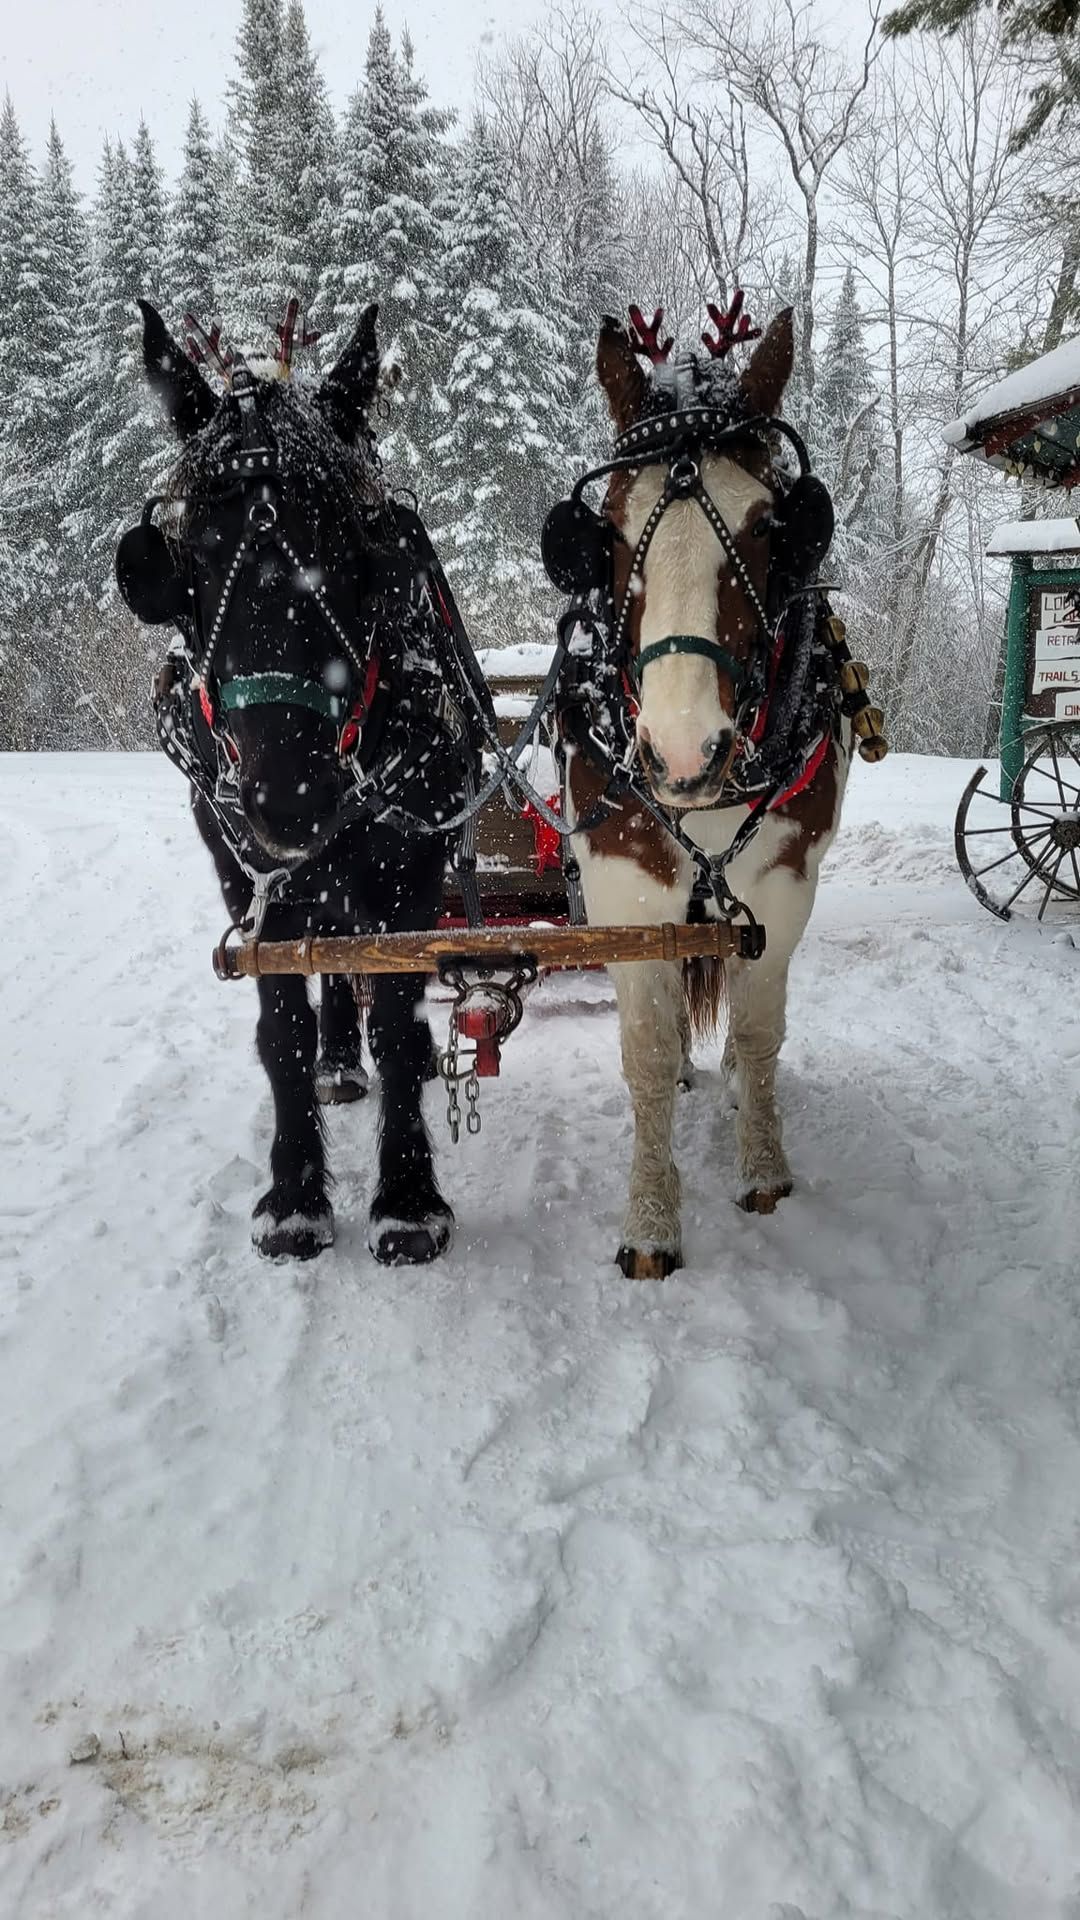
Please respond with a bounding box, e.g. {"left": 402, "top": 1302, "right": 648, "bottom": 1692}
{"left": 639, "top": 728, "right": 735, "bottom": 809}
{"left": 240, "top": 775, "right": 340, "bottom": 862}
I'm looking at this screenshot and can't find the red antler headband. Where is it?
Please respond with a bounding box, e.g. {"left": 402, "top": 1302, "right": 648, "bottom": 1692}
{"left": 274, "top": 296, "right": 321, "bottom": 374}
{"left": 627, "top": 305, "right": 673, "bottom": 365}
{"left": 183, "top": 314, "right": 235, "bottom": 375}
{"left": 702, "top": 290, "right": 762, "bottom": 359}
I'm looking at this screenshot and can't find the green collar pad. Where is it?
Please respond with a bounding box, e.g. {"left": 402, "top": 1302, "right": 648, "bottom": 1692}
{"left": 218, "top": 673, "right": 345, "bottom": 722}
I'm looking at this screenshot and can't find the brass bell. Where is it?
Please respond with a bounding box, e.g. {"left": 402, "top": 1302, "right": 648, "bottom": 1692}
{"left": 839, "top": 659, "right": 870, "bottom": 695}
{"left": 826, "top": 613, "right": 848, "bottom": 651}
{"left": 853, "top": 705, "right": 888, "bottom": 761}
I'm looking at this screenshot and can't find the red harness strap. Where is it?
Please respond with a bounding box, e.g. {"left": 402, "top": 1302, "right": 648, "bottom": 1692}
{"left": 768, "top": 730, "right": 830, "bottom": 809}
{"left": 522, "top": 792, "right": 564, "bottom": 873}
{"left": 338, "top": 655, "right": 381, "bottom": 758}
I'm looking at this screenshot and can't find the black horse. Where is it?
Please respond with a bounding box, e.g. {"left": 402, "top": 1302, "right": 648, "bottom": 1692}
{"left": 123, "top": 300, "right": 482, "bottom": 1264}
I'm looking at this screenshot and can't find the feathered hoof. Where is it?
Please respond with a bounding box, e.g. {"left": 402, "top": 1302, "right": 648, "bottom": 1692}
{"left": 315, "top": 1062, "right": 369, "bottom": 1105}
{"left": 252, "top": 1195, "right": 334, "bottom": 1261}
{"left": 616, "top": 1243, "right": 682, "bottom": 1280}
{"left": 736, "top": 1181, "right": 793, "bottom": 1215}
{"left": 677, "top": 1059, "right": 696, "bottom": 1091}
{"left": 368, "top": 1208, "right": 453, "bottom": 1266}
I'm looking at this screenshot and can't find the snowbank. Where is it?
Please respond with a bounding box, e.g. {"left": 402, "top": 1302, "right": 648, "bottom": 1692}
{"left": 2, "top": 751, "right": 1079, "bottom": 1918}
{"left": 477, "top": 642, "right": 556, "bottom": 680}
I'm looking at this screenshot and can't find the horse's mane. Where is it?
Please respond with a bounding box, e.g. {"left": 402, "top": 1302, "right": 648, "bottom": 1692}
{"left": 163, "top": 376, "right": 385, "bottom": 517}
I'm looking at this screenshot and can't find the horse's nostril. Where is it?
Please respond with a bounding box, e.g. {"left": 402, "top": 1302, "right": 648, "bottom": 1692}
{"left": 705, "top": 729, "right": 735, "bottom": 769}
{"left": 241, "top": 776, "right": 337, "bottom": 846}
{"left": 639, "top": 736, "right": 668, "bottom": 782}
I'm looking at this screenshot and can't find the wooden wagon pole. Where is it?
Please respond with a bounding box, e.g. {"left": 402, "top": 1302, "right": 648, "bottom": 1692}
{"left": 214, "top": 920, "right": 759, "bottom": 981}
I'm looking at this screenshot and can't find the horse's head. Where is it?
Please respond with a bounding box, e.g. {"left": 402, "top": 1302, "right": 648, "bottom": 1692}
{"left": 593, "top": 302, "right": 804, "bottom": 811}
{"left": 131, "top": 300, "right": 396, "bottom": 863}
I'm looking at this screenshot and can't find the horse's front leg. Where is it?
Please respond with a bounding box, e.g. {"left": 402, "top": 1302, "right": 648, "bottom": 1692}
{"left": 609, "top": 957, "right": 686, "bottom": 1278}
{"left": 253, "top": 975, "right": 333, "bottom": 1259}
{"left": 725, "top": 866, "right": 816, "bottom": 1212}
{"left": 315, "top": 973, "right": 369, "bottom": 1105}
{"left": 574, "top": 812, "right": 692, "bottom": 1276}
{"left": 366, "top": 972, "right": 453, "bottom": 1265}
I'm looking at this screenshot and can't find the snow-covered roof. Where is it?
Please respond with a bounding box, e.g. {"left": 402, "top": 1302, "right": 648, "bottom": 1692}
{"left": 945, "top": 336, "right": 1080, "bottom": 488}
{"left": 477, "top": 643, "right": 556, "bottom": 681}
{"left": 986, "top": 517, "right": 1080, "bottom": 556}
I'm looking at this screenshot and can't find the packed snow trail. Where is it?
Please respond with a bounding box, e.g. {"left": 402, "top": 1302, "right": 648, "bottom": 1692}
{"left": 1, "top": 753, "right": 1079, "bottom": 1919}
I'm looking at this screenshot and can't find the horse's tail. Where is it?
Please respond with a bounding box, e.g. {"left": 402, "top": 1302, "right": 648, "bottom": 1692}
{"left": 682, "top": 955, "right": 726, "bottom": 1040}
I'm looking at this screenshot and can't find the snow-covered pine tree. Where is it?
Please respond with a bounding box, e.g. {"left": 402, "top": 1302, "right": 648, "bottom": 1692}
{"left": 104, "top": 120, "right": 168, "bottom": 513}
{"left": 816, "top": 267, "right": 876, "bottom": 457}
{"left": 429, "top": 119, "right": 573, "bottom": 647}
{"left": 323, "top": 12, "right": 451, "bottom": 494}
{"left": 814, "top": 265, "right": 882, "bottom": 587}
{"left": 558, "top": 129, "right": 629, "bottom": 469}
{"left": 221, "top": 0, "right": 286, "bottom": 348}
{"left": 320, "top": 82, "right": 369, "bottom": 364}
{"left": 0, "top": 94, "right": 38, "bottom": 418}
{"left": 274, "top": 0, "right": 337, "bottom": 344}
{"left": 13, "top": 120, "right": 93, "bottom": 715}
{"left": 165, "top": 97, "right": 222, "bottom": 333}
{"left": 59, "top": 128, "right": 166, "bottom": 746}
{"left": 0, "top": 94, "right": 45, "bottom": 743}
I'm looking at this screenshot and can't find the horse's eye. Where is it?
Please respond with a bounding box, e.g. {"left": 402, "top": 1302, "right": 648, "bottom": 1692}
{"left": 751, "top": 514, "right": 773, "bottom": 539}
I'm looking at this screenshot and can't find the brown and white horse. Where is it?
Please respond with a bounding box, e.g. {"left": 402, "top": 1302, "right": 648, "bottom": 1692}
{"left": 566, "top": 308, "right": 850, "bottom": 1278}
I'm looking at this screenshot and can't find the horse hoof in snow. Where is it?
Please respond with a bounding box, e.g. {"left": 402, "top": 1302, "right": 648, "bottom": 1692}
{"left": 617, "top": 1244, "right": 682, "bottom": 1280}
{"left": 368, "top": 1208, "right": 453, "bottom": 1265}
{"left": 315, "top": 1062, "right": 370, "bottom": 1105}
{"left": 252, "top": 1195, "right": 335, "bottom": 1260}
{"left": 736, "top": 1182, "right": 793, "bottom": 1215}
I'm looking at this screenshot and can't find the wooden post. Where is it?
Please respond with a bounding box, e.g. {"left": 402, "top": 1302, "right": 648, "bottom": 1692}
{"left": 215, "top": 920, "right": 757, "bottom": 980}
{"left": 1000, "top": 554, "right": 1030, "bottom": 800}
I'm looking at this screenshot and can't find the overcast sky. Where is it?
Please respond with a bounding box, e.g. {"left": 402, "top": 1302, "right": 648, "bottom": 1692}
{"left": 2, "top": 0, "right": 547, "bottom": 183}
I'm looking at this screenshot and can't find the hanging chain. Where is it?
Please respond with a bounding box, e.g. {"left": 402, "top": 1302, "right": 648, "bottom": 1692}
{"left": 436, "top": 960, "right": 536, "bottom": 1143}
{"left": 440, "top": 1002, "right": 482, "bottom": 1143}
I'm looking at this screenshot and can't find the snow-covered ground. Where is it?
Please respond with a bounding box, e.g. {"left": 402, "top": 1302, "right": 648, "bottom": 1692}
{"left": 2, "top": 752, "right": 1080, "bottom": 1919}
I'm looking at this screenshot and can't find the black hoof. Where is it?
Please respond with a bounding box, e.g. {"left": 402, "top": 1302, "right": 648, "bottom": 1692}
{"left": 253, "top": 1191, "right": 334, "bottom": 1260}
{"left": 368, "top": 1207, "right": 453, "bottom": 1266}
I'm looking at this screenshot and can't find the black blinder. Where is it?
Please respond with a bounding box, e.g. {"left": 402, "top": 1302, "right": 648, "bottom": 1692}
{"left": 362, "top": 501, "right": 430, "bottom": 607}
{"left": 541, "top": 496, "right": 611, "bottom": 597}
{"left": 772, "top": 473, "right": 834, "bottom": 585}
{"left": 115, "top": 498, "right": 188, "bottom": 626}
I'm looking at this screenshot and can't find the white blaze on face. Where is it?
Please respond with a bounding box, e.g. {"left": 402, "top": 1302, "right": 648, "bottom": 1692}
{"left": 627, "top": 453, "right": 770, "bottom": 794}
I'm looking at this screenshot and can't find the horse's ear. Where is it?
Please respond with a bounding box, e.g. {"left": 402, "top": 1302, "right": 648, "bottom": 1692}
{"left": 596, "top": 317, "right": 647, "bottom": 434}
{"left": 739, "top": 307, "right": 795, "bottom": 419}
{"left": 318, "top": 303, "right": 381, "bottom": 438}
{"left": 138, "top": 299, "right": 215, "bottom": 439}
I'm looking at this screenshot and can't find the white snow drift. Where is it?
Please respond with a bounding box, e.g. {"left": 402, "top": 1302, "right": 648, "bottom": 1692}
{"left": 1, "top": 752, "right": 1079, "bottom": 1919}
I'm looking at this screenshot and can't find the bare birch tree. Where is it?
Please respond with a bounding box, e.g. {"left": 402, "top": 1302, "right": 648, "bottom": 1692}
{"left": 673, "top": 0, "right": 881, "bottom": 429}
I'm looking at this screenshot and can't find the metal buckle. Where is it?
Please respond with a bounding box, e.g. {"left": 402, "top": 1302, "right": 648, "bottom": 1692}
{"left": 242, "top": 866, "right": 292, "bottom": 940}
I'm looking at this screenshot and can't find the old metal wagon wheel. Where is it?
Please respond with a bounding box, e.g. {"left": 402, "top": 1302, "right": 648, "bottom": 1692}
{"left": 955, "top": 730, "right": 1080, "bottom": 922}
{"left": 1009, "top": 721, "right": 1080, "bottom": 907}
